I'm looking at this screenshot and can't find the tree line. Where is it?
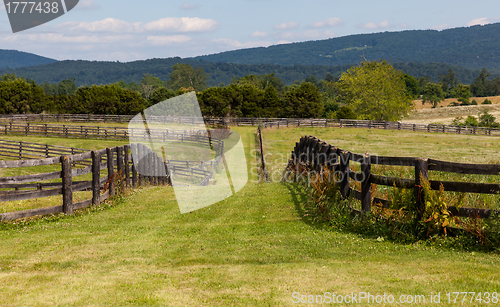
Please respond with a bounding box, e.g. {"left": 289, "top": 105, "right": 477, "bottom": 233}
{"left": 1, "top": 61, "right": 499, "bottom": 120}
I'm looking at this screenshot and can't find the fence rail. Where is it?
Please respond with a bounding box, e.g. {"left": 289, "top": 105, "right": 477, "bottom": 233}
{"left": 288, "top": 135, "right": 500, "bottom": 219}
{"left": 0, "top": 114, "right": 499, "bottom": 137}
{"left": 0, "top": 134, "right": 226, "bottom": 221}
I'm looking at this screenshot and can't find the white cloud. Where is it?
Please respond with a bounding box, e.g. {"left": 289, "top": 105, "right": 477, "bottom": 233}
{"left": 359, "top": 20, "right": 391, "bottom": 30}
{"left": 181, "top": 2, "right": 199, "bottom": 10}
{"left": 56, "top": 17, "right": 219, "bottom": 34}
{"left": 400, "top": 23, "right": 409, "bottom": 29}
{"left": 431, "top": 23, "right": 453, "bottom": 31}
{"left": 74, "top": 0, "right": 100, "bottom": 10}
{"left": 274, "top": 22, "right": 299, "bottom": 30}
{"left": 309, "top": 17, "right": 343, "bottom": 29}
{"left": 143, "top": 17, "right": 219, "bottom": 33}
{"left": 274, "top": 30, "right": 336, "bottom": 41}
{"left": 58, "top": 18, "right": 142, "bottom": 33}
{"left": 466, "top": 17, "right": 490, "bottom": 27}
{"left": 147, "top": 35, "right": 191, "bottom": 45}
{"left": 250, "top": 31, "right": 268, "bottom": 37}
{"left": 24, "top": 33, "right": 135, "bottom": 44}
{"left": 212, "top": 38, "right": 272, "bottom": 49}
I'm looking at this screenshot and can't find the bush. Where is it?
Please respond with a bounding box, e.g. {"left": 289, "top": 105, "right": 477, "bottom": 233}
{"left": 482, "top": 99, "right": 492, "bottom": 104}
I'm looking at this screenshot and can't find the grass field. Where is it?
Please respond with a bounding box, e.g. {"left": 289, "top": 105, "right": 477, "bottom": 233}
{"left": 1, "top": 127, "right": 500, "bottom": 306}
{"left": 0, "top": 136, "right": 130, "bottom": 213}
{"left": 262, "top": 127, "right": 500, "bottom": 210}
{"left": 406, "top": 95, "right": 500, "bottom": 125}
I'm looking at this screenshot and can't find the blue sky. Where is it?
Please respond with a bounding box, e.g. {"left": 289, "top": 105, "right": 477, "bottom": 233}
{"left": 1, "top": 0, "right": 499, "bottom": 62}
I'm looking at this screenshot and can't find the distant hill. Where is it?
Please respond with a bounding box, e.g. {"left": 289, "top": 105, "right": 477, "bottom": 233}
{"left": 0, "top": 58, "right": 482, "bottom": 86}
{"left": 192, "top": 23, "right": 500, "bottom": 72}
{"left": 0, "top": 50, "right": 57, "bottom": 69}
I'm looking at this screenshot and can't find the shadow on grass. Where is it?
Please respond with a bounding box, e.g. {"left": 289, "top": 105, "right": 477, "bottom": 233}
{"left": 281, "top": 181, "right": 332, "bottom": 231}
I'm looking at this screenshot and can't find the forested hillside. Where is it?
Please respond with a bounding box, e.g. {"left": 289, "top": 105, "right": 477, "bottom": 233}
{"left": 0, "top": 50, "right": 57, "bottom": 69}
{"left": 193, "top": 23, "right": 500, "bottom": 71}
{"left": 0, "top": 58, "right": 482, "bottom": 86}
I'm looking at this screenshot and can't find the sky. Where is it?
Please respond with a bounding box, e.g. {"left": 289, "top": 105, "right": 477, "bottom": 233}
{"left": 0, "top": 0, "right": 499, "bottom": 62}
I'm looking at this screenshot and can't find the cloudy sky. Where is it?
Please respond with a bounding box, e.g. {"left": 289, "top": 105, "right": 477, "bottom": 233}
{"left": 0, "top": 0, "right": 499, "bottom": 62}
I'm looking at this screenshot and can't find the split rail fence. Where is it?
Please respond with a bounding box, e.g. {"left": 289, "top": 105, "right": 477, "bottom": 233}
{"left": 0, "top": 136, "right": 225, "bottom": 221}
{"left": 289, "top": 135, "right": 500, "bottom": 219}
{"left": 0, "top": 114, "right": 499, "bottom": 137}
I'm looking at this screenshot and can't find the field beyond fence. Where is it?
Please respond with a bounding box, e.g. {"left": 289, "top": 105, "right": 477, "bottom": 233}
{"left": 285, "top": 134, "right": 500, "bottom": 219}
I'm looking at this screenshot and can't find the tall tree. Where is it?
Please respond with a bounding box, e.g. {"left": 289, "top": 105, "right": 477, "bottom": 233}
{"left": 451, "top": 84, "right": 471, "bottom": 105}
{"left": 140, "top": 74, "right": 163, "bottom": 100}
{"left": 421, "top": 83, "right": 445, "bottom": 108}
{"left": 283, "top": 82, "right": 323, "bottom": 118}
{"left": 337, "top": 60, "right": 414, "bottom": 121}
{"left": 166, "top": 63, "right": 208, "bottom": 91}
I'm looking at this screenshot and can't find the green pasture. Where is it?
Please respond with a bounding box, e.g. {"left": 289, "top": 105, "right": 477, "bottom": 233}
{"left": 262, "top": 127, "right": 500, "bottom": 210}
{"left": 0, "top": 126, "right": 499, "bottom": 306}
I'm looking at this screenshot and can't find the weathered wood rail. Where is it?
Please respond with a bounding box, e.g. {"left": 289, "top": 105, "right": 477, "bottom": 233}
{"left": 0, "top": 122, "right": 221, "bottom": 142}
{"left": 0, "top": 135, "right": 226, "bottom": 221}
{"left": 288, "top": 135, "right": 500, "bottom": 219}
{"left": 260, "top": 118, "right": 500, "bottom": 136}
{"left": 0, "top": 114, "right": 499, "bottom": 137}
{"left": 0, "top": 139, "right": 88, "bottom": 167}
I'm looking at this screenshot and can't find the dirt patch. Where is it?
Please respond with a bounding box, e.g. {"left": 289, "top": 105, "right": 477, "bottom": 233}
{"left": 405, "top": 96, "right": 500, "bottom": 124}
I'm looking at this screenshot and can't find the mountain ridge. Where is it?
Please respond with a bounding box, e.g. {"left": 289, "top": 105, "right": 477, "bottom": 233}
{"left": 191, "top": 23, "right": 500, "bottom": 71}
{"left": 0, "top": 49, "right": 57, "bottom": 69}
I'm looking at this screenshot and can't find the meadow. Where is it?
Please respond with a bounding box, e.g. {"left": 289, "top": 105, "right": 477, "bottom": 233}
{"left": 0, "top": 126, "right": 499, "bottom": 306}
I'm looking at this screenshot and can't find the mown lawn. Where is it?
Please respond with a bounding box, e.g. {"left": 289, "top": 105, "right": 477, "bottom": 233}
{"left": 0, "top": 127, "right": 499, "bottom": 306}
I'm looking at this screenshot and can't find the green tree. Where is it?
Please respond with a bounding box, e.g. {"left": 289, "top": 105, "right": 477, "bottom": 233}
{"left": 0, "top": 76, "right": 46, "bottom": 114}
{"left": 464, "top": 115, "right": 478, "bottom": 127}
{"left": 403, "top": 74, "right": 419, "bottom": 99}
{"left": 439, "top": 69, "right": 458, "bottom": 97}
{"left": 479, "top": 111, "right": 499, "bottom": 128}
{"left": 140, "top": 74, "right": 163, "bottom": 100}
{"left": 166, "top": 63, "right": 208, "bottom": 91}
{"left": 198, "top": 87, "right": 231, "bottom": 117}
{"left": 149, "top": 87, "right": 176, "bottom": 106}
{"left": 283, "top": 82, "right": 323, "bottom": 118}
{"left": 262, "top": 86, "right": 282, "bottom": 117}
{"left": 421, "top": 83, "right": 445, "bottom": 108}
{"left": 451, "top": 84, "right": 471, "bottom": 105}
{"left": 337, "top": 60, "right": 414, "bottom": 121}
{"left": 334, "top": 106, "right": 357, "bottom": 119}
{"left": 58, "top": 78, "right": 77, "bottom": 96}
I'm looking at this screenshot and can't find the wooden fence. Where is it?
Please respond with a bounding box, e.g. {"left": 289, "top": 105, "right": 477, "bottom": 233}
{"left": 0, "top": 114, "right": 499, "bottom": 137}
{"left": 0, "top": 139, "right": 88, "bottom": 167}
{"left": 0, "top": 122, "right": 221, "bottom": 141}
{"left": 0, "top": 114, "right": 225, "bottom": 126}
{"left": 288, "top": 135, "right": 500, "bottom": 219}
{"left": 0, "top": 134, "right": 226, "bottom": 221}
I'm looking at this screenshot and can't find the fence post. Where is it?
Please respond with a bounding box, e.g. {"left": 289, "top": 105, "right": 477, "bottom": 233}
{"left": 91, "top": 150, "right": 101, "bottom": 205}
{"left": 361, "top": 154, "right": 371, "bottom": 212}
{"left": 107, "top": 148, "right": 115, "bottom": 197}
{"left": 131, "top": 144, "right": 138, "bottom": 187}
{"left": 61, "top": 155, "right": 73, "bottom": 215}
{"left": 138, "top": 144, "right": 144, "bottom": 186}
{"left": 415, "top": 158, "right": 429, "bottom": 221}
{"left": 117, "top": 146, "right": 124, "bottom": 188}
{"left": 124, "top": 145, "right": 130, "bottom": 187}
{"left": 338, "top": 149, "right": 350, "bottom": 199}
